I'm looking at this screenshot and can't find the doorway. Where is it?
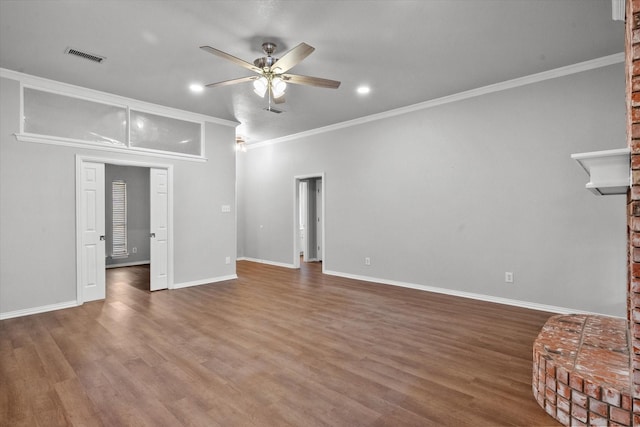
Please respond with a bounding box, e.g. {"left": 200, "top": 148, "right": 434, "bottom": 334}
{"left": 293, "top": 174, "right": 325, "bottom": 270}
{"left": 76, "top": 156, "right": 173, "bottom": 304}
{"left": 104, "top": 164, "right": 151, "bottom": 293}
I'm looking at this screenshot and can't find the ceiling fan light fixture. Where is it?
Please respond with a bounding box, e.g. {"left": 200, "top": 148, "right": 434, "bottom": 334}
{"left": 253, "top": 77, "right": 268, "bottom": 97}
{"left": 272, "top": 77, "right": 287, "bottom": 98}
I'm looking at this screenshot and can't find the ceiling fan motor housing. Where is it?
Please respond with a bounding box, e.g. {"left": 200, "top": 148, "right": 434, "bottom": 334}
{"left": 254, "top": 56, "right": 278, "bottom": 70}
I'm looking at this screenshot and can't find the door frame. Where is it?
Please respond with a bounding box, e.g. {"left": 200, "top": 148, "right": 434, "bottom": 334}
{"left": 293, "top": 173, "right": 325, "bottom": 271}
{"left": 75, "top": 155, "right": 174, "bottom": 304}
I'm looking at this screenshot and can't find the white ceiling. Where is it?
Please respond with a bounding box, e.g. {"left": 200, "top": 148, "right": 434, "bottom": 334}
{"left": 0, "top": 0, "right": 624, "bottom": 144}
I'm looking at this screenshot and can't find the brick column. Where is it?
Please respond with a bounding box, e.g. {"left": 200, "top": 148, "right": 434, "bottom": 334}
{"left": 626, "top": 1, "right": 640, "bottom": 425}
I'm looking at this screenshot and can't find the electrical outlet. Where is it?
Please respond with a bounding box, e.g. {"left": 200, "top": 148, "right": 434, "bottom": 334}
{"left": 505, "top": 272, "right": 514, "bottom": 283}
{"left": 225, "top": 256, "right": 231, "bottom": 265}
{"left": 132, "top": 247, "right": 137, "bottom": 254}
{"left": 365, "top": 257, "right": 371, "bottom": 266}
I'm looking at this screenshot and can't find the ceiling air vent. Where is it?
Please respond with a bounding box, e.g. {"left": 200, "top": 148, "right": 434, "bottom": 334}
{"left": 64, "top": 47, "right": 106, "bottom": 63}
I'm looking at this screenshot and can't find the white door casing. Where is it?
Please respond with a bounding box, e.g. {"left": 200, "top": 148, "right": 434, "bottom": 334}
{"left": 79, "top": 161, "right": 106, "bottom": 302}
{"left": 77, "top": 156, "right": 173, "bottom": 303}
{"left": 316, "top": 179, "right": 323, "bottom": 262}
{"left": 150, "top": 168, "right": 169, "bottom": 291}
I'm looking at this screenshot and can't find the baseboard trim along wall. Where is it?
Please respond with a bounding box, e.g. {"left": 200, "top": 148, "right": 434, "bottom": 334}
{"left": 1, "top": 268, "right": 617, "bottom": 320}
{"left": 0, "top": 300, "right": 79, "bottom": 320}
{"left": 0, "top": 274, "right": 239, "bottom": 319}
{"left": 323, "top": 269, "right": 623, "bottom": 319}
{"left": 237, "top": 257, "right": 296, "bottom": 269}
{"left": 172, "top": 274, "right": 238, "bottom": 290}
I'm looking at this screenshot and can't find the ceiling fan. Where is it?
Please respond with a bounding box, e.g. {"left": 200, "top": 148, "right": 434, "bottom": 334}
{"left": 200, "top": 41, "right": 341, "bottom": 110}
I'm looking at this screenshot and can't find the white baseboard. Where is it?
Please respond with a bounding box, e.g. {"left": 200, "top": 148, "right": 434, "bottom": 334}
{"left": 322, "top": 270, "right": 622, "bottom": 318}
{"left": 237, "top": 257, "right": 296, "bottom": 269}
{"left": 106, "top": 260, "right": 150, "bottom": 269}
{"left": 0, "top": 300, "right": 79, "bottom": 320}
{"left": 172, "top": 274, "right": 238, "bottom": 290}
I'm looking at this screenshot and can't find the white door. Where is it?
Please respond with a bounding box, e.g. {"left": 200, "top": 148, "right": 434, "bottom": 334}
{"left": 316, "top": 179, "right": 323, "bottom": 262}
{"left": 150, "top": 168, "right": 169, "bottom": 291}
{"left": 80, "top": 162, "right": 106, "bottom": 302}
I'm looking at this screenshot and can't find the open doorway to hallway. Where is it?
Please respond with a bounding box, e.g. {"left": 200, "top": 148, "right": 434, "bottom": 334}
{"left": 294, "top": 174, "right": 324, "bottom": 270}
{"left": 105, "top": 164, "right": 151, "bottom": 293}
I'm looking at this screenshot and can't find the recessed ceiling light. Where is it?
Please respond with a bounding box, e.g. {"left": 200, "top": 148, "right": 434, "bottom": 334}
{"left": 357, "top": 85, "right": 371, "bottom": 95}
{"left": 189, "top": 83, "right": 204, "bottom": 93}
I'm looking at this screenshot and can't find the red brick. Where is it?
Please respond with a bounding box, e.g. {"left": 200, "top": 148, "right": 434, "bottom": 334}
{"left": 569, "top": 373, "right": 583, "bottom": 392}
{"left": 545, "top": 363, "right": 555, "bottom": 378}
{"left": 631, "top": 185, "right": 640, "bottom": 200}
{"left": 610, "top": 406, "right": 631, "bottom": 425}
{"left": 632, "top": 262, "right": 640, "bottom": 278}
{"left": 633, "top": 91, "right": 640, "bottom": 107}
{"left": 557, "top": 381, "right": 571, "bottom": 399}
{"left": 634, "top": 76, "right": 640, "bottom": 92}
{"left": 572, "top": 390, "right": 588, "bottom": 408}
{"left": 546, "top": 375, "right": 556, "bottom": 391}
{"left": 584, "top": 379, "right": 601, "bottom": 399}
{"left": 634, "top": 322, "right": 640, "bottom": 339}
{"left": 588, "top": 411, "right": 608, "bottom": 426}
{"left": 557, "top": 395, "right": 570, "bottom": 413}
{"left": 556, "top": 408, "right": 569, "bottom": 425}
{"left": 545, "top": 401, "right": 556, "bottom": 418}
{"left": 570, "top": 417, "right": 587, "bottom": 427}
{"left": 634, "top": 412, "right": 640, "bottom": 427}
{"left": 634, "top": 170, "right": 640, "bottom": 186}
{"left": 571, "top": 403, "right": 588, "bottom": 423}
{"left": 634, "top": 12, "right": 640, "bottom": 30}
{"left": 589, "top": 398, "right": 608, "bottom": 417}
{"left": 545, "top": 387, "right": 556, "bottom": 405}
{"left": 602, "top": 386, "right": 621, "bottom": 407}
{"left": 556, "top": 366, "right": 569, "bottom": 384}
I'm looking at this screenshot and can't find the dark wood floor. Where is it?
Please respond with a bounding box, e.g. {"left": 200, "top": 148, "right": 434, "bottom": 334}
{"left": 0, "top": 261, "right": 558, "bottom": 426}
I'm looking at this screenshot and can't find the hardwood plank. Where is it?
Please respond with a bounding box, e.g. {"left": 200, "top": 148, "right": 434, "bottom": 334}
{"left": 0, "top": 261, "right": 558, "bottom": 426}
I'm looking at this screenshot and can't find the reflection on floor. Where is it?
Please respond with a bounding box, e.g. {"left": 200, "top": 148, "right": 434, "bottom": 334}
{"left": 106, "top": 264, "right": 150, "bottom": 292}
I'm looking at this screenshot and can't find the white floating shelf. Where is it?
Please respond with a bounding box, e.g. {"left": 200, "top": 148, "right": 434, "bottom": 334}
{"left": 571, "top": 148, "right": 630, "bottom": 195}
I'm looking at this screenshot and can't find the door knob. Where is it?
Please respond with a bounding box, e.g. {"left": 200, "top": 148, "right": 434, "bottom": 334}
{"left": 150, "top": 233, "right": 156, "bottom": 238}
{"left": 99, "top": 235, "right": 105, "bottom": 241}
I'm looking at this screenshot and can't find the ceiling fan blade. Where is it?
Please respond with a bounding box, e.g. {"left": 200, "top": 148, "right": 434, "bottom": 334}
{"left": 270, "top": 43, "right": 315, "bottom": 73}
{"left": 204, "top": 76, "right": 258, "bottom": 88}
{"left": 200, "top": 45, "right": 262, "bottom": 74}
{"left": 282, "top": 74, "right": 341, "bottom": 89}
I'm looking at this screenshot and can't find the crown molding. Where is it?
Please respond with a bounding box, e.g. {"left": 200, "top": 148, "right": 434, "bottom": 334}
{"left": 248, "top": 52, "right": 624, "bottom": 150}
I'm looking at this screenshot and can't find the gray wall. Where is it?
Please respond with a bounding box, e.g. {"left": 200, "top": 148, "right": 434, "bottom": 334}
{"left": 0, "top": 76, "right": 237, "bottom": 315}
{"left": 105, "top": 164, "right": 150, "bottom": 267}
{"left": 237, "top": 63, "right": 627, "bottom": 317}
